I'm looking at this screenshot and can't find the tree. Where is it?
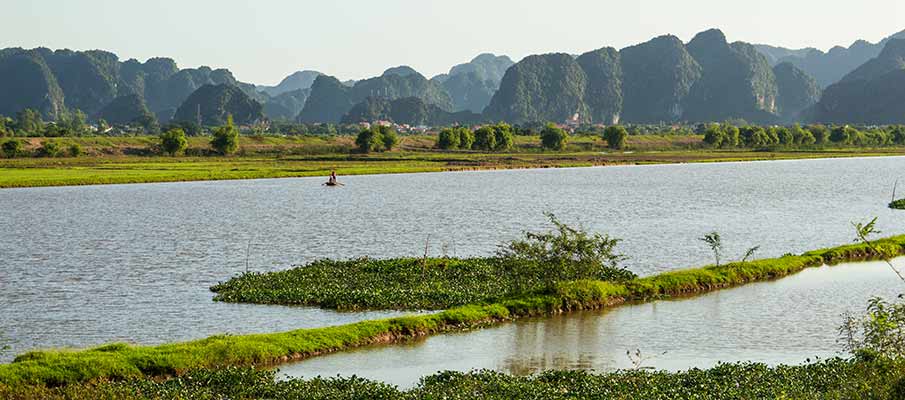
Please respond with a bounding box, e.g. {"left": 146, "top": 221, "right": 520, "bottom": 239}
{"left": 831, "top": 126, "right": 859, "bottom": 144}
{"left": 355, "top": 125, "right": 397, "bottom": 153}
{"left": 492, "top": 123, "right": 514, "bottom": 152}
{"left": 752, "top": 130, "right": 771, "bottom": 147}
{"left": 134, "top": 114, "right": 161, "bottom": 134}
{"left": 165, "top": 121, "right": 202, "bottom": 137}
{"left": 356, "top": 126, "right": 382, "bottom": 153}
{"left": 891, "top": 126, "right": 905, "bottom": 145}
{"left": 210, "top": 115, "right": 240, "bottom": 155}
{"left": 766, "top": 127, "right": 780, "bottom": 145}
{"left": 473, "top": 126, "right": 497, "bottom": 151}
{"left": 160, "top": 128, "right": 188, "bottom": 156}
{"left": 776, "top": 127, "right": 794, "bottom": 146}
{"left": 540, "top": 123, "right": 569, "bottom": 151}
{"left": 15, "top": 109, "right": 43, "bottom": 136}
{"left": 604, "top": 126, "right": 627, "bottom": 150}
{"left": 1, "top": 139, "right": 22, "bottom": 158}
{"left": 457, "top": 127, "right": 475, "bottom": 150}
{"left": 379, "top": 126, "right": 399, "bottom": 151}
{"left": 437, "top": 128, "right": 460, "bottom": 150}
{"left": 699, "top": 231, "right": 722, "bottom": 267}
{"left": 0, "top": 117, "right": 8, "bottom": 137}
{"left": 809, "top": 125, "right": 830, "bottom": 145}
{"left": 703, "top": 124, "right": 727, "bottom": 148}
{"left": 723, "top": 124, "right": 740, "bottom": 148}
{"left": 58, "top": 109, "right": 88, "bottom": 136}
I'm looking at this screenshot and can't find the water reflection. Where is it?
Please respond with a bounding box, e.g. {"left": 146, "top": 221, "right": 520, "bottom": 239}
{"left": 280, "top": 260, "right": 905, "bottom": 388}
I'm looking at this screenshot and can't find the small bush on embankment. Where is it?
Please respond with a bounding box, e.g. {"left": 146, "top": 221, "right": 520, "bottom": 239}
{"left": 4, "top": 235, "right": 905, "bottom": 388}
{"left": 4, "top": 358, "right": 904, "bottom": 400}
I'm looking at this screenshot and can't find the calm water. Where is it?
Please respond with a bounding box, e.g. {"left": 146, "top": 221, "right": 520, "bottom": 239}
{"left": 2, "top": 156, "right": 905, "bottom": 364}
{"left": 279, "top": 260, "right": 905, "bottom": 388}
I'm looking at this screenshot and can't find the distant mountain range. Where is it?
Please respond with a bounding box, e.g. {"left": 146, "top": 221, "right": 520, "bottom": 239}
{"left": 484, "top": 29, "right": 813, "bottom": 125}
{"left": 255, "top": 70, "right": 322, "bottom": 97}
{"left": 813, "top": 39, "right": 905, "bottom": 124}
{"left": 2, "top": 28, "right": 905, "bottom": 127}
{"left": 755, "top": 30, "right": 905, "bottom": 88}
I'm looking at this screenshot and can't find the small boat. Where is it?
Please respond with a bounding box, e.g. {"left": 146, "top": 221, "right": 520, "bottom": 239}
{"left": 324, "top": 170, "right": 343, "bottom": 186}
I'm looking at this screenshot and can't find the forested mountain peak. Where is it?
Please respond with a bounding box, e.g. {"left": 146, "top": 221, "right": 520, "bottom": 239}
{"left": 382, "top": 66, "right": 420, "bottom": 77}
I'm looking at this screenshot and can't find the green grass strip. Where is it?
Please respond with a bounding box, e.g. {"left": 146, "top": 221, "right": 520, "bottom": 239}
{"left": 4, "top": 235, "right": 905, "bottom": 387}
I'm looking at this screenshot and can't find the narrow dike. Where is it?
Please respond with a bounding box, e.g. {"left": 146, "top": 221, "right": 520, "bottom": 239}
{"left": 3, "top": 236, "right": 904, "bottom": 387}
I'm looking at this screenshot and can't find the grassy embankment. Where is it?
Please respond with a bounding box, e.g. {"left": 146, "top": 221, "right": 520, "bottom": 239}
{"left": 2, "top": 135, "right": 904, "bottom": 188}
{"left": 2, "top": 236, "right": 905, "bottom": 388}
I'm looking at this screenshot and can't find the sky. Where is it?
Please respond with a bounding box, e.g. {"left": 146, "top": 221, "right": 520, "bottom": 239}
{"left": 2, "top": 0, "right": 904, "bottom": 86}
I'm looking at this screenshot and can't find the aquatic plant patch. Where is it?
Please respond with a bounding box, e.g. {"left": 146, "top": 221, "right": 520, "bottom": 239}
{"left": 3, "top": 358, "right": 903, "bottom": 400}
{"left": 211, "top": 258, "right": 538, "bottom": 310}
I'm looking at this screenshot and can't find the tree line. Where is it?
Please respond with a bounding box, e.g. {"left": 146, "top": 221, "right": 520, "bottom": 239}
{"left": 1, "top": 116, "right": 241, "bottom": 158}
{"left": 437, "top": 123, "right": 627, "bottom": 151}
{"left": 436, "top": 124, "right": 515, "bottom": 152}
{"left": 701, "top": 123, "right": 905, "bottom": 148}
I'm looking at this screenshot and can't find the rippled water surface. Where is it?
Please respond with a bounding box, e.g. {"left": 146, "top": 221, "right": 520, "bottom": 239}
{"left": 3, "top": 156, "right": 905, "bottom": 364}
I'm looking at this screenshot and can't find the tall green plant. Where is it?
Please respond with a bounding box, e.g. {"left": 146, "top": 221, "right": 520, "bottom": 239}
{"left": 699, "top": 231, "right": 722, "bottom": 267}
{"left": 210, "top": 115, "right": 239, "bottom": 155}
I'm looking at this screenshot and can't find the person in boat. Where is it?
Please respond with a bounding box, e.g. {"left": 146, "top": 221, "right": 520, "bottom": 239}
{"left": 327, "top": 170, "right": 337, "bottom": 185}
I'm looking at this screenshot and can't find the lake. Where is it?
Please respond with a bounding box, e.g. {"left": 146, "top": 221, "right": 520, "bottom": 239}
{"left": 2, "top": 156, "right": 905, "bottom": 366}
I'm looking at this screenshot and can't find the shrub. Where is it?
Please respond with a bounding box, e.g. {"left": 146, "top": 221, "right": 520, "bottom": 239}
{"left": 38, "top": 140, "right": 62, "bottom": 158}
{"left": 160, "top": 128, "right": 188, "bottom": 156}
{"left": 210, "top": 115, "right": 239, "bottom": 155}
{"left": 498, "top": 213, "right": 636, "bottom": 289}
{"left": 67, "top": 143, "right": 82, "bottom": 157}
{"left": 540, "top": 124, "right": 569, "bottom": 151}
{"left": 841, "top": 297, "right": 905, "bottom": 361}
{"left": 1, "top": 139, "right": 23, "bottom": 158}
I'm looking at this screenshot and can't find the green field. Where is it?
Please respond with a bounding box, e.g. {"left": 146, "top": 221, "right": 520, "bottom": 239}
{"left": 2, "top": 135, "right": 904, "bottom": 189}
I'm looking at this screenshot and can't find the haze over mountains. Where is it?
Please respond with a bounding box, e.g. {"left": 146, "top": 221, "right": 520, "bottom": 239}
{"left": 2, "top": 28, "right": 905, "bottom": 128}
{"left": 755, "top": 29, "right": 905, "bottom": 88}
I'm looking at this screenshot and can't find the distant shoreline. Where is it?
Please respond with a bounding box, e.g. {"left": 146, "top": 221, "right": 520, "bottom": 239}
{"left": 2, "top": 135, "right": 905, "bottom": 189}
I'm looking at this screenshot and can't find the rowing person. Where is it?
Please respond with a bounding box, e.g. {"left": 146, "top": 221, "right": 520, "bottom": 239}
{"left": 328, "top": 170, "right": 337, "bottom": 185}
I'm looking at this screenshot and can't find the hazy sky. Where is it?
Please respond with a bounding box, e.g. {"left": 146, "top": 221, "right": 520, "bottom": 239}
{"left": 2, "top": 0, "right": 903, "bottom": 85}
